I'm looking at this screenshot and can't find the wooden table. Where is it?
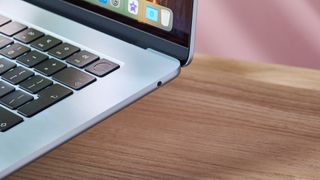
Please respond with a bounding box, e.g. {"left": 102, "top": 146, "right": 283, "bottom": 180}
{"left": 8, "top": 54, "right": 320, "bottom": 180}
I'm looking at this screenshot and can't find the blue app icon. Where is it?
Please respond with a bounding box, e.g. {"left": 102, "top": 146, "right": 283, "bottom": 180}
{"left": 146, "top": 5, "right": 158, "bottom": 22}
{"left": 99, "top": 0, "right": 109, "bottom": 4}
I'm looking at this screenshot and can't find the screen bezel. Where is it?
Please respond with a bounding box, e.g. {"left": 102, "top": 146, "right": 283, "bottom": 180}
{"left": 23, "top": 0, "right": 197, "bottom": 66}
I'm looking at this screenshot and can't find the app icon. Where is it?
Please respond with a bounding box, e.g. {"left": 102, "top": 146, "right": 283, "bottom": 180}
{"left": 99, "top": 0, "right": 109, "bottom": 4}
{"left": 146, "top": 5, "right": 158, "bottom": 22}
{"left": 161, "top": 9, "right": 171, "bottom": 27}
{"left": 128, "top": 0, "right": 139, "bottom": 15}
{"left": 110, "top": 0, "right": 120, "bottom": 8}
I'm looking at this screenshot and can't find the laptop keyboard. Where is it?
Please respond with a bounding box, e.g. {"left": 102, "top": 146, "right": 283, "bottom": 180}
{"left": 0, "top": 15, "right": 120, "bottom": 132}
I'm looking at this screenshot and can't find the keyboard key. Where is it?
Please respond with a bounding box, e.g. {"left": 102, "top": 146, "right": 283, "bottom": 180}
{"left": 18, "top": 84, "right": 73, "bottom": 117}
{"left": 14, "top": 28, "right": 44, "bottom": 44}
{"left": 53, "top": 67, "right": 96, "bottom": 90}
{"left": 2, "top": 67, "right": 34, "bottom": 85}
{"left": 0, "top": 36, "right": 13, "bottom": 49}
{"left": 31, "top": 35, "right": 61, "bottom": 51}
{"left": 0, "top": 81, "right": 14, "bottom": 97}
{"left": 34, "top": 59, "right": 66, "bottom": 76}
{"left": 66, "top": 50, "right": 99, "bottom": 68}
{"left": 48, "top": 43, "right": 80, "bottom": 59}
{"left": 0, "top": 15, "right": 10, "bottom": 27}
{"left": 0, "top": 107, "right": 23, "bottom": 132}
{"left": 0, "top": 22, "right": 27, "bottom": 36}
{"left": 20, "top": 75, "right": 52, "bottom": 94}
{"left": 17, "top": 50, "right": 48, "bottom": 67}
{"left": 0, "top": 43, "right": 30, "bottom": 59}
{"left": 0, "top": 58, "right": 16, "bottom": 75}
{"left": 85, "top": 59, "right": 120, "bottom": 77}
{"left": 0, "top": 90, "right": 33, "bottom": 109}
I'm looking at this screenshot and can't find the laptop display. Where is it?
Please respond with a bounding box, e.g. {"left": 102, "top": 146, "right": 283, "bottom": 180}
{"left": 65, "top": 0, "right": 193, "bottom": 47}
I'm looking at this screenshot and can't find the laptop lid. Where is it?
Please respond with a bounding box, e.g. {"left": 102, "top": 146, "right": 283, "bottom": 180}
{"left": 23, "top": 0, "right": 197, "bottom": 66}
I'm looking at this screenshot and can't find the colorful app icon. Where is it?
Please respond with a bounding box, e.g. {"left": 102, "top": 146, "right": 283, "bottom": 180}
{"left": 146, "top": 5, "right": 158, "bottom": 22}
{"left": 99, "top": 0, "right": 109, "bottom": 4}
{"left": 161, "top": 9, "right": 171, "bottom": 27}
{"left": 110, "top": 0, "right": 120, "bottom": 8}
{"left": 128, "top": 0, "right": 139, "bottom": 15}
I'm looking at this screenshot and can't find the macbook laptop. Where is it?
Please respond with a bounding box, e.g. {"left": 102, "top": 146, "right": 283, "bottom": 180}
{"left": 0, "top": 0, "right": 197, "bottom": 178}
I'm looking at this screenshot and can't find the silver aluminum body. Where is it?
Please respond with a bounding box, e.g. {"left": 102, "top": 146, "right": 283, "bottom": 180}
{"left": 0, "top": 0, "right": 197, "bottom": 178}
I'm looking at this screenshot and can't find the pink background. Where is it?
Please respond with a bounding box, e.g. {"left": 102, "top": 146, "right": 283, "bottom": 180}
{"left": 196, "top": 0, "right": 320, "bottom": 69}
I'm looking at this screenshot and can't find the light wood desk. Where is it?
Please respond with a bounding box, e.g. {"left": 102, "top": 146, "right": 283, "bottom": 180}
{"left": 8, "top": 54, "right": 320, "bottom": 179}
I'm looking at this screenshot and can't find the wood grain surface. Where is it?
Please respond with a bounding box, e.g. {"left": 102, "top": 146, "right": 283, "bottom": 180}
{"left": 7, "top": 54, "right": 320, "bottom": 180}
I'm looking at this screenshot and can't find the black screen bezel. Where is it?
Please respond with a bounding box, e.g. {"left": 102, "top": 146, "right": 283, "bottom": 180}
{"left": 22, "top": 0, "right": 195, "bottom": 65}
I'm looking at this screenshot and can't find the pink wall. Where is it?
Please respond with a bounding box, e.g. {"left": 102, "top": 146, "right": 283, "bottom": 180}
{"left": 196, "top": 0, "right": 320, "bottom": 69}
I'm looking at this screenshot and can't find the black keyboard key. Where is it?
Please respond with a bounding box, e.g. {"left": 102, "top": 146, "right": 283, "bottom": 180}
{"left": 0, "top": 81, "right": 14, "bottom": 97}
{"left": 66, "top": 50, "right": 99, "bottom": 68}
{"left": 48, "top": 43, "right": 80, "bottom": 60}
{"left": 0, "top": 58, "right": 16, "bottom": 75}
{"left": 0, "top": 43, "right": 30, "bottom": 59}
{"left": 85, "top": 59, "right": 120, "bottom": 77}
{"left": 0, "top": 90, "right": 33, "bottom": 109}
{"left": 0, "top": 107, "right": 23, "bottom": 132}
{"left": 0, "top": 15, "right": 10, "bottom": 27}
{"left": 53, "top": 67, "right": 96, "bottom": 90}
{"left": 18, "top": 84, "right": 73, "bottom": 117}
{"left": 17, "top": 50, "right": 48, "bottom": 68}
{"left": 0, "top": 22, "right": 27, "bottom": 36}
{"left": 34, "top": 59, "right": 66, "bottom": 76}
{"left": 14, "top": 28, "right": 44, "bottom": 44}
{"left": 2, "top": 67, "right": 34, "bottom": 85}
{"left": 20, "top": 75, "right": 52, "bottom": 94}
{"left": 31, "top": 35, "right": 61, "bottom": 52}
{"left": 0, "top": 36, "right": 13, "bottom": 49}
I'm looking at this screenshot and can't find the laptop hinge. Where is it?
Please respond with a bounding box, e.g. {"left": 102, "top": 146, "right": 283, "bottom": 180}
{"left": 146, "top": 48, "right": 181, "bottom": 65}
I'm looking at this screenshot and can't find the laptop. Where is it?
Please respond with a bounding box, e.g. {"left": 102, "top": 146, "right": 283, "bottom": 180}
{"left": 0, "top": 0, "right": 197, "bottom": 178}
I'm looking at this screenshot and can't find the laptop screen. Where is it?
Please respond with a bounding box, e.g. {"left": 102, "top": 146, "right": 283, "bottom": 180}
{"left": 65, "top": 0, "right": 193, "bottom": 47}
